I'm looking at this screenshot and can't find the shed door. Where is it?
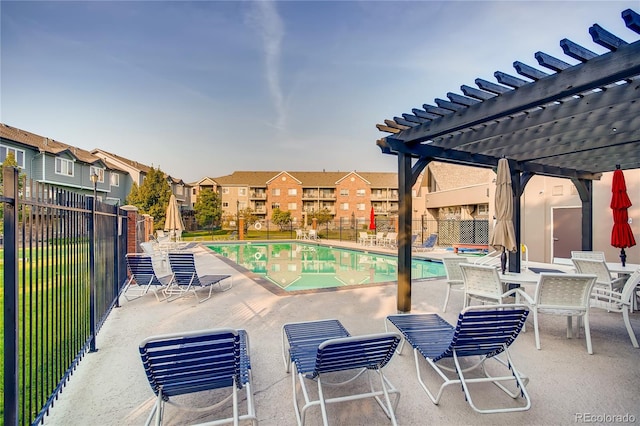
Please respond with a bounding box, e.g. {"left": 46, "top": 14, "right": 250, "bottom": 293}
{"left": 552, "top": 207, "right": 581, "bottom": 259}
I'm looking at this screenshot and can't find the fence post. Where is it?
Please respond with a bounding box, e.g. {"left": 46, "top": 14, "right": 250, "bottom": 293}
{"left": 3, "top": 166, "right": 19, "bottom": 426}
{"left": 88, "top": 195, "right": 97, "bottom": 352}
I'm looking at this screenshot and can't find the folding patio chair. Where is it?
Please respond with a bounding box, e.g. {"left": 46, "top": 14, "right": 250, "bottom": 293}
{"left": 386, "top": 304, "right": 531, "bottom": 414}
{"left": 122, "top": 254, "right": 170, "bottom": 302}
{"left": 412, "top": 233, "right": 438, "bottom": 252}
{"left": 139, "top": 328, "right": 257, "bottom": 426}
{"left": 281, "top": 319, "right": 401, "bottom": 426}
{"left": 165, "top": 252, "right": 232, "bottom": 303}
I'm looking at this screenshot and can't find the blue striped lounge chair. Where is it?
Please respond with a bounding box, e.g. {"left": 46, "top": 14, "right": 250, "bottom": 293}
{"left": 282, "top": 318, "right": 401, "bottom": 426}
{"left": 139, "top": 328, "right": 257, "bottom": 426}
{"left": 165, "top": 252, "right": 232, "bottom": 303}
{"left": 123, "top": 254, "right": 170, "bottom": 302}
{"left": 386, "top": 304, "right": 531, "bottom": 414}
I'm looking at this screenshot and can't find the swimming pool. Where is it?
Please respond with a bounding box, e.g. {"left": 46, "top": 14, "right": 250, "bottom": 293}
{"left": 207, "top": 242, "right": 445, "bottom": 292}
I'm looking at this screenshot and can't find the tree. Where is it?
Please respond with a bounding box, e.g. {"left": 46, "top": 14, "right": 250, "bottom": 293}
{"left": 239, "top": 207, "right": 258, "bottom": 233}
{"left": 194, "top": 188, "right": 222, "bottom": 230}
{"left": 271, "top": 208, "right": 292, "bottom": 231}
{"left": 311, "top": 208, "right": 333, "bottom": 226}
{"left": 125, "top": 166, "right": 171, "bottom": 230}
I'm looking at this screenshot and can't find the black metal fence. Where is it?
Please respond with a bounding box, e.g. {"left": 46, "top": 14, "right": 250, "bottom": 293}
{"left": 2, "top": 167, "right": 128, "bottom": 425}
{"left": 238, "top": 217, "right": 489, "bottom": 246}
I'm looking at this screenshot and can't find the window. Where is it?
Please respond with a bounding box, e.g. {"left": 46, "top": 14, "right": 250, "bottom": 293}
{"left": 287, "top": 203, "right": 297, "bottom": 210}
{"left": 192, "top": 188, "right": 197, "bottom": 195}
{"left": 356, "top": 189, "right": 365, "bottom": 197}
{"left": 110, "top": 172, "right": 119, "bottom": 187}
{"left": 357, "top": 203, "right": 365, "bottom": 211}
{"left": 288, "top": 188, "right": 297, "bottom": 196}
{"left": 271, "top": 203, "right": 280, "bottom": 209}
{"left": 177, "top": 186, "right": 184, "bottom": 195}
{"left": 0, "top": 145, "right": 25, "bottom": 168}
{"left": 272, "top": 188, "right": 280, "bottom": 196}
{"left": 477, "top": 204, "right": 489, "bottom": 215}
{"left": 340, "top": 203, "right": 349, "bottom": 211}
{"left": 222, "top": 188, "right": 229, "bottom": 194}
{"left": 340, "top": 189, "right": 349, "bottom": 196}
{"left": 89, "top": 166, "right": 104, "bottom": 182}
{"left": 223, "top": 202, "right": 229, "bottom": 208}
{"left": 239, "top": 188, "right": 247, "bottom": 196}
{"left": 55, "top": 158, "right": 74, "bottom": 176}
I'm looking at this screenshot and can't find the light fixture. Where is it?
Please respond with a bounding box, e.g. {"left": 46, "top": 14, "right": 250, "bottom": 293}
{"left": 90, "top": 172, "right": 98, "bottom": 185}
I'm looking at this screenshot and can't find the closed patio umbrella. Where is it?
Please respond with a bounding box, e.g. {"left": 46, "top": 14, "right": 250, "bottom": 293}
{"left": 610, "top": 166, "right": 636, "bottom": 266}
{"left": 164, "top": 194, "right": 184, "bottom": 240}
{"left": 489, "top": 158, "right": 517, "bottom": 274}
{"left": 369, "top": 206, "right": 376, "bottom": 230}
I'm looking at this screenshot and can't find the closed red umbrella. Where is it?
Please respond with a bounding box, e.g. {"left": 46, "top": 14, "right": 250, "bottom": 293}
{"left": 369, "top": 207, "right": 376, "bottom": 230}
{"left": 610, "top": 167, "right": 636, "bottom": 266}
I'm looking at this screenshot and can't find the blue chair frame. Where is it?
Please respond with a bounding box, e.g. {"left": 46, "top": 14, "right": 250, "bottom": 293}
{"left": 139, "top": 328, "right": 257, "bottom": 426}
{"left": 282, "top": 319, "right": 401, "bottom": 426}
{"left": 386, "top": 305, "right": 531, "bottom": 414}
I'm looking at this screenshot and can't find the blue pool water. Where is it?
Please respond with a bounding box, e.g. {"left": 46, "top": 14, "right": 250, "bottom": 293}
{"left": 207, "top": 242, "right": 444, "bottom": 292}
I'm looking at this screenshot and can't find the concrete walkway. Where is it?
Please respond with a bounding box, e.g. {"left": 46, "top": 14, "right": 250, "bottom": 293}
{"left": 44, "top": 242, "right": 640, "bottom": 426}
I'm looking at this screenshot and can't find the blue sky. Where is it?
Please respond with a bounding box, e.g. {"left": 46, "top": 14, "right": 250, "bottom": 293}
{"left": 2, "top": 1, "right": 638, "bottom": 182}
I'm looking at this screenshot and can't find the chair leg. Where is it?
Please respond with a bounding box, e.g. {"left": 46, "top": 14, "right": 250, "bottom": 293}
{"left": 583, "top": 312, "right": 593, "bottom": 355}
{"left": 623, "top": 309, "right": 639, "bottom": 348}
{"left": 442, "top": 285, "right": 451, "bottom": 312}
{"left": 533, "top": 309, "right": 541, "bottom": 350}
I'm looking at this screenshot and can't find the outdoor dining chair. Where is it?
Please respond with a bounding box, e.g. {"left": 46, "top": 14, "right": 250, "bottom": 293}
{"left": 281, "top": 318, "right": 401, "bottom": 426}
{"left": 459, "top": 263, "right": 520, "bottom": 308}
{"left": 441, "top": 257, "right": 466, "bottom": 312}
{"left": 590, "top": 269, "right": 640, "bottom": 348}
{"left": 385, "top": 304, "right": 531, "bottom": 414}
{"left": 516, "top": 273, "right": 597, "bottom": 354}
{"left": 139, "top": 328, "right": 257, "bottom": 426}
{"left": 571, "top": 258, "right": 626, "bottom": 292}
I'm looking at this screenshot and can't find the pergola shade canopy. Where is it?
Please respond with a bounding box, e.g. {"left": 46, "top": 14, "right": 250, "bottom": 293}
{"left": 377, "top": 8, "right": 640, "bottom": 179}
{"left": 376, "top": 8, "right": 640, "bottom": 313}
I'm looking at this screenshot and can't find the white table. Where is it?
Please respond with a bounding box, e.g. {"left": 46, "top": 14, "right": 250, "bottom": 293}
{"left": 606, "top": 262, "right": 640, "bottom": 275}
{"left": 499, "top": 272, "right": 540, "bottom": 285}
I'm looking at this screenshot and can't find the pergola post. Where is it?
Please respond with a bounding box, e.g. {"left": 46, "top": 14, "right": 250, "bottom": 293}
{"left": 397, "top": 152, "right": 413, "bottom": 313}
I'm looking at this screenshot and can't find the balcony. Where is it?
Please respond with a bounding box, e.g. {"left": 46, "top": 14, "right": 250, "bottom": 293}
{"left": 250, "top": 192, "right": 267, "bottom": 199}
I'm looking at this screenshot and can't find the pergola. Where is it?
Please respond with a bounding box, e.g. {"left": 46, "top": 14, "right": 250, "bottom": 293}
{"left": 376, "top": 8, "right": 640, "bottom": 312}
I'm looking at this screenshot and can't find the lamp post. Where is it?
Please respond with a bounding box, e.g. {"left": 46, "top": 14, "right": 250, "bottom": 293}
{"left": 89, "top": 172, "right": 98, "bottom": 352}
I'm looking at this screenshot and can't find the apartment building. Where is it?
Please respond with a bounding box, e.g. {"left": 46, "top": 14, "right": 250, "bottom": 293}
{"left": 191, "top": 170, "right": 401, "bottom": 226}
{"left": 0, "top": 123, "right": 191, "bottom": 208}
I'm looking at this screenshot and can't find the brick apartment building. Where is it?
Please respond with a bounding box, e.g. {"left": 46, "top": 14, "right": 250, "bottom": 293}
{"left": 191, "top": 170, "right": 403, "bottom": 227}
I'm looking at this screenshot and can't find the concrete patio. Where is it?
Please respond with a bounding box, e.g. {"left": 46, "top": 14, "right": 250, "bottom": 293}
{"left": 44, "top": 242, "right": 640, "bottom": 426}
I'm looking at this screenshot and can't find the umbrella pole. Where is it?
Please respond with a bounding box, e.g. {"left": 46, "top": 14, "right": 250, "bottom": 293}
{"left": 500, "top": 247, "right": 507, "bottom": 274}
{"left": 620, "top": 248, "right": 627, "bottom": 267}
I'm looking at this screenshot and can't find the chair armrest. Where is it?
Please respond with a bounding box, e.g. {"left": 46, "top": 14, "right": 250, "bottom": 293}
{"left": 590, "top": 287, "right": 626, "bottom": 305}
{"left": 513, "top": 288, "right": 534, "bottom": 304}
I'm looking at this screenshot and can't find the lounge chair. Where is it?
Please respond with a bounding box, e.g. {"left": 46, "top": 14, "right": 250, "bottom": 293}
{"left": 139, "top": 328, "right": 257, "bottom": 426}
{"left": 516, "top": 273, "right": 597, "bottom": 354}
{"left": 386, "top": 304, "right": 531, "bottom": 414}
{"left": 164, "top": 252, "right": 232, "bottom": 303}
{"left": 590, "top": 269, "right": 640, "bottom": 348}
{"left": 412, "top": 233, "right": 437, "bottom": 252}
{"left": 307, "top": 229, "right": 319, "bottom": 240}
{"left": 281, "top": 318, "right": 401, "bottom": 426}
{"left": 122, "top": 254, "right": 170, "bottom": 302}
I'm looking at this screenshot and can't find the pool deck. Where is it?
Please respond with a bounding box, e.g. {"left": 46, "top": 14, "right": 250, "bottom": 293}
{"left": 43, "top": 240, "right": 640, "bottom": 426}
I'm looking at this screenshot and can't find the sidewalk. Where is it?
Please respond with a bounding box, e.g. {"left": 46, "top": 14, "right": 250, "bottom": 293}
{"left": 44, "top": 243, "right": 640, "bottom": 425}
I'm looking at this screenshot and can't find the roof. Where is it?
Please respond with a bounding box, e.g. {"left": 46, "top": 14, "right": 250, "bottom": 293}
{"left": 91, "top": 148, "right": 153, "bottom": 174}
{"left": 376, "top": 8, "right": 640, "bottom": 181}
{"left": 1, "top": 123, "right": 103, "bottom": 166}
